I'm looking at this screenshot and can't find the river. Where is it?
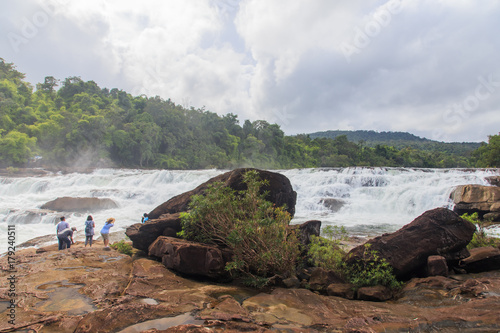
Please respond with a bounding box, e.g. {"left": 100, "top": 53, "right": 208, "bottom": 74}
{"left": 1, "top": 167, "right": 499, "bottom": 246}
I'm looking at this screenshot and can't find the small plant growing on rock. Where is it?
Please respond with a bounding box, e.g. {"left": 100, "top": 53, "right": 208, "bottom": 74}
{"left": 462, "top": 212, "right": 500, "bottom": 249}
{"left": 110, "top": 240, "right": 133, "bottom": 256}
{"left": 307, "top": 225, "right": 349, "bottom": 271}
{"left": 342, "top": 244, "right": 402, "bottom": 290}
{"left": 179, "top": 170, "right": 301, "bottom": 287}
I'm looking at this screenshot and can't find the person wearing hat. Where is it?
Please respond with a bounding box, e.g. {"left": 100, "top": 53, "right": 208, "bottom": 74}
{"left": 100, "top": 217, "right": 115, "bottom": 248}
{"left": 58, "top": 226, "right": 77, "bottom": 250}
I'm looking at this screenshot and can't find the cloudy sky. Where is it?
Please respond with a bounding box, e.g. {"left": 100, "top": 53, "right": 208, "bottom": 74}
{"left": 1, "top": 0, "right": 499, "bottom": 142}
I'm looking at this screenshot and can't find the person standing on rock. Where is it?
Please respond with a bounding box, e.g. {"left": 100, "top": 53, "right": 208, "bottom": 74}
{"left": 58, "top": 227, "right": 77, "bottom": 250}
{"left": 100, "top": 217, "right": 115, "bottom": 249}
{"left": 56, "top": 216, "right": 70, "bottom": 250}
{"left": 84, "top": 215, "right": 96, "bottom": 247}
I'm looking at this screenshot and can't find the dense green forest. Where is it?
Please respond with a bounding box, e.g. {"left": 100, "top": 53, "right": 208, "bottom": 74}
{"left": 309, "top": 130, "right": 482, "bottom": 156}
{"left": 0, "top": 58, "right": 498, "bottom": 169}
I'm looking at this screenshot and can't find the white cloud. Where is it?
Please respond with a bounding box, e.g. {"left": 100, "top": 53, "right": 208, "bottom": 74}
{"left": 1, "top": 0, "right": 499, "bottom": 142}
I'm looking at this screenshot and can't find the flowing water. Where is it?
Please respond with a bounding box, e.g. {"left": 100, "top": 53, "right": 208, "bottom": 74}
{"left": 1, "top": 167, "right": 499, "bottom": 246}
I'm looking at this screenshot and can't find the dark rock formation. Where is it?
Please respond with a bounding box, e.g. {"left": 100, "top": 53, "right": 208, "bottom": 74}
{"left": 459, "top": 246, "right": 500, "bottom": 273}
{"left": 41, "top": 196, "right": 118, "bottom": 212}
{"left": 357, "top": 285, "right": 392, "bottom": 302}
{"left": 289, "top": 220, "right": 321, "bottom": 247}
{"left": 127, "top": 168, "right": 297, "bottom": 252}
{"left": 147, "top": 168, "right": 297, "bottom": 219}
{"left": 345, "top": 208, "right": 476, "bottom": 280}
{"left": 427, "top": 255, "right": 448, "bottom": 277}
{"left": 451, "top": 184, "right": 500, "bottom": 216}
{"left": 486, "top": 176, "right": 500, "bottom": 187}
{"left": 320, "top": 198, "right": 345, "bottom": 212}
{"left": 148, "top": 236, "right": 232, "bottom": 279}
{"left": 126, "top": 213, "right": 182, "bottom": 252}
{"left": 327, "top": 283, "right": 355, "bottom": 299}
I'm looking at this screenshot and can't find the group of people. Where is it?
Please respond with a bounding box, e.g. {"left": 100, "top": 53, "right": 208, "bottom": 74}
{"left": 56, "top": 215, "right": 115, "bottom": 250}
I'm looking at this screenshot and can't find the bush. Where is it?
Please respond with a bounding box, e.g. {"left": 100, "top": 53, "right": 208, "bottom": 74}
{"left": 307, "top": 225, "right": 349, "bottom": 271}
{"left": 462, "top": 212, "right": 500, "bottom": 249}
{"left": 179, "top": 170, "right": 300, "bottom": 286}
{"left": 110, "top": 240, "right": 133, "bottom": 256}
{"left": 342, "top": 243, "right": 402, "bottom": 290}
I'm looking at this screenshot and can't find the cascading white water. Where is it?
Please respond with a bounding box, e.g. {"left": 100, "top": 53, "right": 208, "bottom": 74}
{"left": 282, "top": 167, "right": 499, "bottom": 237}
{"left": 1, "top": 167, "right": 498, "bottom": 246}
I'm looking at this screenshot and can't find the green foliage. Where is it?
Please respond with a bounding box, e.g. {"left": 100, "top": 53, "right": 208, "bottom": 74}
{"left": 307, "top": 225, "right": 349, "bottom": 271}
{"left": 472, "top": 134, "right": 500, "bottom": 167}
{"left": 0, "top": 57, "right": 490, "bottom": 169}
{"left": 179, "top": 170, "right": 301, "bottom": 285}
{"left": 343, "top": 244, "right": 402, "bottom": 290}
{"left": 110, "top": 240, "right": 133, "bottom": 256}
{"left": 462, "top": 213, "right": 500, "bottom": 249}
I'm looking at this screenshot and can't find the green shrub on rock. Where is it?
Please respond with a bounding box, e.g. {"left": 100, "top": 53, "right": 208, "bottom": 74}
{"left": 462, "top": 212, "right": 500, "bottom": 249}
{"left": 110, "top": 240, "right": 133, "bottom": 256}
{"left": 342, "top": 243, "right": 402, "bottom": 290}
{"left": 179, "top": 170, "right": 300, "bottom": 286}
{"left": 307, "top": 225, "right": 349, "bottom": 271}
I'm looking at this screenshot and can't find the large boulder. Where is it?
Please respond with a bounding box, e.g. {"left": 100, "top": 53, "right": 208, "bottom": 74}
{"left": 127, "top": 168, "right": 297, "bottom": 252}
{"left": 126, "top": 213, "right": 182, "bottom": 252}
{"left": 451, "top": 184, "right": 500, "bottom": 216}
{"left": 148, "top": 236, "right": 232, "bottom": 279}
{"left": 40, "top": 196, "right": 118, "bottom": 212}
{"left": 345, "top": 208, "right": 476, "bottom": 280}
{"left": 148, "top": 168, "right": 296, "bottom": 219}
{"left": 459, "top": 246, "right": 500, "bottom": 273}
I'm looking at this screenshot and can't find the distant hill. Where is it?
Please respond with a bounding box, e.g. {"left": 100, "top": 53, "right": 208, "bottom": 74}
{"left": 308, "top": 130, "right": 482, "bottom": 155}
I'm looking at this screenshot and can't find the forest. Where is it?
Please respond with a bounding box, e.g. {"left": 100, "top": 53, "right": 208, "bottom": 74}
{"left": 1, "top": 58, "right": 499, "bottom": 170}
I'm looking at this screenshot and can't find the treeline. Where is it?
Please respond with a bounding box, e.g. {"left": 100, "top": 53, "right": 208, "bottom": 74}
{"left": 0, "top": 58, "right": 498, "bottom": 169}
{"left": 309, "top": 130, "right": 482, "bottom": 156}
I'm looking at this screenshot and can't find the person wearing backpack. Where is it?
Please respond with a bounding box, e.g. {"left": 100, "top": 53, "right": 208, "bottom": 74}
{"left": 84, "top": 215, "right": 96, "bottom": 247}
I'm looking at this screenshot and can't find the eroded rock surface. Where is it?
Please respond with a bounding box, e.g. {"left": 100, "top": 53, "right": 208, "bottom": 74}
{"left": 345, "top": 208, "right": 476, "bottom": 280}
{"left": 1, "top": 242, "right": 500, "bottom": 332}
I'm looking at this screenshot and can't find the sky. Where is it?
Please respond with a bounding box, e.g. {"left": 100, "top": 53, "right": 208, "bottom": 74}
{"left": 1, "top": 0, "right": 499, "bottom": 143}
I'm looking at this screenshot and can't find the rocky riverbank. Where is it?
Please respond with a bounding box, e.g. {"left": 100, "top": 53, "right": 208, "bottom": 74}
{"left": 1, "top": 240, "right": 500, "bottom": 333}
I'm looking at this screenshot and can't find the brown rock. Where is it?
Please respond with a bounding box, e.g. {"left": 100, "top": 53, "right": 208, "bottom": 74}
{"left": 357, "top": 285, "right": 393, "bottom": 302}
{"left": 148, "top": 168, "right": 297, "bottom": 219}
{"left": 148, "top": 236, "right": 231, "bottom": 279}
{"left": 308, "top": 267, "right": 343, "bottom": 292}
{"left": 451, "top": 184, "right": 500, "bottom": 215}
{"left": 427, "top": 255, "right": 448, "bottom": 277}
{"left": 289, "top": 220, "right": 321, "bottom": 247}
{"left": 126, "top": 213, "right": 182, "bottom": 252}
{"left": 326, "top": 283, "right": 356, "bottom": 299}
{"left": 486, "top": 176, "right": 500, "bottom": 187}
{"left": 345, "top": 208, "right": 476, "bottom": 280}
{"left": 41, "top": 196, "right": 118, "bottom": 212}
{"left": 459, "top": 246, "right": 500, "bottom": 273}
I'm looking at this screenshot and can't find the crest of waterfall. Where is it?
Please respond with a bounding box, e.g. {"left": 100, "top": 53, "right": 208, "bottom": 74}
{"left": 1, "top": 167, "right": 498, "bottom": 245}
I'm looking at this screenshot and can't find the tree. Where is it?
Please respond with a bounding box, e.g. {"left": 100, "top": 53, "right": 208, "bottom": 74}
{"left": 0, "top": 130, "right": 37, "bottom": 166}
{"left": 473, "top": 134, "right": 500, "bottom": 167}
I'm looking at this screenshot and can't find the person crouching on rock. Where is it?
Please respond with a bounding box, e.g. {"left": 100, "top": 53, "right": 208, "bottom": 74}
{"left": 58, "top": 227, "right": 77, "bottom": 250}
{"left": 100, "top": 217, "right": 115, "bottom": 249}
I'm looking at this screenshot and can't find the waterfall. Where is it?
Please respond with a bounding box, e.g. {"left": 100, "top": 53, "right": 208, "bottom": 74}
{"left": 281, "top": 167, "right": 498, "bottom": 236}
{"left": 1, "top": 167, "right": 498, "bottom": 246}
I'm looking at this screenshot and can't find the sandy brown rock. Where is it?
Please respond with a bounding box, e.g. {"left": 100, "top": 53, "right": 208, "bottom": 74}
{"left": 451, "top": 184, "right": 500, "bottom": 215}
{"left": 41, "top": 196, "right": 119, "bottom": 212}
{"left": 1, "top": 242, "right": 500, "bottom": 333}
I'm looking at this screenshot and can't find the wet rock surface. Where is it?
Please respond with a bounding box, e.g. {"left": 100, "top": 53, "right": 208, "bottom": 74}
{"left": 1, "top": 242, "right": 500, "bottom": 332}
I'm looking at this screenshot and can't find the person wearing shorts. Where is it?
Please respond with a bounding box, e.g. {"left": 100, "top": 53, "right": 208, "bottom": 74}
{"left": 100, "top": 217, "right": 115, "bottom": 248}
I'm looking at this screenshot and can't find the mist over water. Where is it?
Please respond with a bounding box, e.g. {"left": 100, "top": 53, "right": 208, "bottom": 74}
{"left": 1, "top": 167, "right": 498, "bottom": 246}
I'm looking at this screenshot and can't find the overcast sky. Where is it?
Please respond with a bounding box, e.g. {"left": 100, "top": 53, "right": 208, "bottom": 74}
{"left": 1, "top": 0, "right": 499, "bottom": 142}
